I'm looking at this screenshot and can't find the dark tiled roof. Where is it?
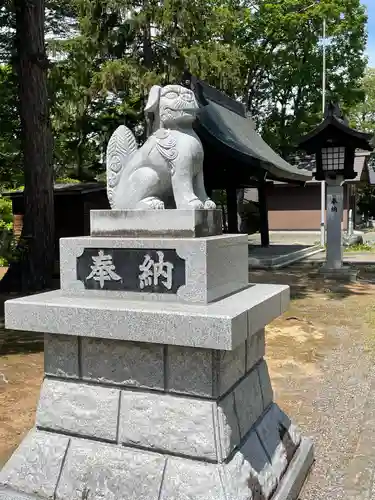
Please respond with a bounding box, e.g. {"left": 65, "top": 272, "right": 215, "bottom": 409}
{"left": 187, "top": 74, "right": 312, "bottom": 183}
{"left": 299, "top": 102, "right": 374, "bottom": 153}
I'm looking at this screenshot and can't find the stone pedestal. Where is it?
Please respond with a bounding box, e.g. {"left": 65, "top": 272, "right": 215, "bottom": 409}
{"left": 320, "top": 265, "right": 359, "bottom": 283}
{"left": 0, "top": 210, "right": 313, "bottom": 500}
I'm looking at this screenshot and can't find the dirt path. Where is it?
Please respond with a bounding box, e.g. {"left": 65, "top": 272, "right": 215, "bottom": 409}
{"left": 0, "top": 330, "right": 43, "bottom": 467}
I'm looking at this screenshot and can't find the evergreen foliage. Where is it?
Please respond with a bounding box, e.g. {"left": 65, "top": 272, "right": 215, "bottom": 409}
{"left": 0, "top": 0, "right": 371, "bottom": 288}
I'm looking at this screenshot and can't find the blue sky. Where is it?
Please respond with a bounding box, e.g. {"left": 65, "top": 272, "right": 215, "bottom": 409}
{"left": 364, "top": 0, "right": 375, "bottom": 66}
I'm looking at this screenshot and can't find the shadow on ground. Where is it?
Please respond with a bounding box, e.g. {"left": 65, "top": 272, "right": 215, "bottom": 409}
{"left": 0, "top": 331, "right": 44, "bottom": 355}
{"left": 248, "top": 244, "right": 312, "bottom": 258}
{"left": 249, "top": 263, "right": 375, "bottom": 301}
{"left": 0, "top": 293, "right": 44, "bottom": 356}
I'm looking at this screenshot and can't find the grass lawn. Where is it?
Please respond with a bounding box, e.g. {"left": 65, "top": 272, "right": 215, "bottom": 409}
{"left": 344, "top": 242, "right": 375, "bottom": 252}
{"left": 1, "top": 264, "right": 375, "bottom": 498}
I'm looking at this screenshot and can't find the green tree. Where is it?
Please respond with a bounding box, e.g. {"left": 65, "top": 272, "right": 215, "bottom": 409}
{"left": 48, "top": 0, "right": 245, "bottom": 179}
{"left": 0, "top": 0, "right": 368, "bottom": 217}
{"left": 0, "top": 65, "right": 22, "bottom": 187}
{"left": 0, "top": 0, "right": 80, "bottom": 187}
{"left": 349, "top": 68, "right": 375, "bottom": 133}
{"left": 0, "top": 0, "right": 55, "bottom": 292}
{"left": 348, "top": 68, "right": 375, "bottom": 220}
{"left": 50, "top": 0, "right": 368, "bottom": 166}
{"left": 234, "top": 0, "right": 367, "bottom": 157}
{"left": 48, "top": 0, "right": 146, "bottom": 180}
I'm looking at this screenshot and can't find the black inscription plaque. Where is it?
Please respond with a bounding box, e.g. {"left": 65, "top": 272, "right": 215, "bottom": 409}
{"left": 76, "top": 248, "right": 186, "bottom": 294}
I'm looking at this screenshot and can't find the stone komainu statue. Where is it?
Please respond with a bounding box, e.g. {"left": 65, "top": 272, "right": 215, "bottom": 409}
{"left": 106, "top": 84, "right": 216, "bottom": 210}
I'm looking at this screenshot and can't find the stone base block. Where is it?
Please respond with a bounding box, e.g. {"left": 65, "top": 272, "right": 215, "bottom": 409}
{"left": 90, "top": 209, "right": 223, "bottom": 238}
{"left": 34, "top": 357, "right": 273, "bottom": 462}
{"left": 0, "top": 405, "right": 313, "bottom": 500}
{"left": 43, "top": 329, "right": 266, "bottom": 398}
{"left": 319, "top": 264, "right": 358, "bottom": 282}
{"left": 59, "top": 233, "right": 248, "bottom": 304}
{"left": 5, "top": 284, "right": 289, "bottom": 350}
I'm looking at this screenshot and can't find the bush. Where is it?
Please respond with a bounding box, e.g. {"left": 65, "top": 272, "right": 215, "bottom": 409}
{"left": 0, "top": 256, "right": 8, "bottom": 267}
{"left": 0, "top": 195, "right": 13, "bottom": 230}
{"left": 55, "top": 177, "right": 81, "bottom": 184}
{"left": 0, "top": 195, "right": 15, "bottom": 266}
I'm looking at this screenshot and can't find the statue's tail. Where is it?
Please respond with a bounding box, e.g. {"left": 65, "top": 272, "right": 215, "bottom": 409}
{"left": 106, "top": 125, "right": 138, "bottom": 208}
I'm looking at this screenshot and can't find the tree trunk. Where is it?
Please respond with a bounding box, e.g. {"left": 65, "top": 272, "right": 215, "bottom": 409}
{"left": 237, "top": 188, "right": 246, "bottom": 233}
{"left": 76, "top": 135, "right": 84, "bottom": 180}
{"left": 0, "top": 0, "right": 55, "bottom": 292}
{"left": 141, "top": 3, "right": 154, "bottom": 142}
{"left": 221, "top": 203, "right": 227, "bottom": 232}
{"left": 258, "top": 182, "right": 269, "bottom": 247}
{"left": 226, "top": 187, "right": 238, "bottom": 234}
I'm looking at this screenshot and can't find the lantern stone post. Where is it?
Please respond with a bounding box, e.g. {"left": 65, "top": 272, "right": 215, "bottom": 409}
{"left": 324, "top": 176, "right": 344, "bottom": 270}
{"left": 299, "top": 103, "right": 373, "bottom": 280}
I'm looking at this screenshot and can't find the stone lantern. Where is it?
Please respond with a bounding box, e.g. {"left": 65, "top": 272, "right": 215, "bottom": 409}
{"left": 299, "top": 102, "right": 373, "bottom": 277}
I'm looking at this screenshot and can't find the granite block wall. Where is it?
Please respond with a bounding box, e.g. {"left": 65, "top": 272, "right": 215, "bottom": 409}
{"left": 0, "top": 328, "right": 309, "bottom": 500}
{"left": 44, "top": 328, "right": 266, "bottom": 397}
{"left": 41, "top": 329, "right": 272, "bottom": 462}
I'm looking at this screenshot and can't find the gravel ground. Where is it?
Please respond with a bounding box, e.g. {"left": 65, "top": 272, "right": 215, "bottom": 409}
{"left": 261, "top": 271, "right": 375, "bottom": 500}
{"left": 295, "top": 328, "right": 375, "bottom": 499}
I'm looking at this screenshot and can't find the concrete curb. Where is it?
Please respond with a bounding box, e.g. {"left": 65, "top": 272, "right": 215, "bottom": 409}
{"left": 273, "top": 438, "right": 315, "bottom": 500}
{"left": 249, "top": 245, "right": 324, "bottom": 269}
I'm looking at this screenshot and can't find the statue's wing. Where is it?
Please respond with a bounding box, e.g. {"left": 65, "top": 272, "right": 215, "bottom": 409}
{"left": 106, "top": 125, "right": 137, "bottom": 208}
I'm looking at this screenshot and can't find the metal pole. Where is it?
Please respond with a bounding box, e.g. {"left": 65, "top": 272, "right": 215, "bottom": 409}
{"left": 320, "top": 17, "right": 326, "bottom": 247}
{"left": 322, "top": 18, "right": 326, "bottom": 113}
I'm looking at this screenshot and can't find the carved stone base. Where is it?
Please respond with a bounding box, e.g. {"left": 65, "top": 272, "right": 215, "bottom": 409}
{"left": 2, "top": 225, "right": 313, "bottom": 499}
{"left": 0, "top": 424, "right": 313, "bottom": 500}
{"left": 0, "top": 334, "right": 313, "bottom": 500}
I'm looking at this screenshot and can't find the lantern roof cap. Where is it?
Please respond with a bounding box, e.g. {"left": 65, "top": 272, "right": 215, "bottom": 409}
{"left": 298, "top": 102, "right": 374, "bottom": 153}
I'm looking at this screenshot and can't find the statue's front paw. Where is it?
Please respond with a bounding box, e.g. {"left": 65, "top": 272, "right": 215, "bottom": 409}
{"left": 137, "top": 197, "right": 165, "bottom": 210}
{"left": 151, "top": 199, "right": 165, "bottom": 210}
{"left": 188, "top": 198, "right": 205, "bottom": 210}
{"left": 204, "top": 199, "right": 216, "bottom": 209}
